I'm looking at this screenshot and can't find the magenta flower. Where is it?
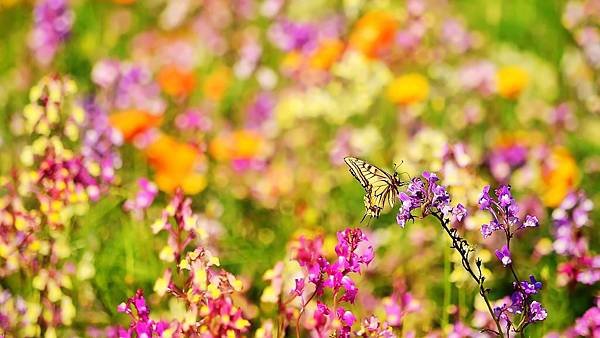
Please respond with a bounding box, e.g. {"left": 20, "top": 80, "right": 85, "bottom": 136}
{"left": 124, "top": 178, "right": 158, "bottom": 218}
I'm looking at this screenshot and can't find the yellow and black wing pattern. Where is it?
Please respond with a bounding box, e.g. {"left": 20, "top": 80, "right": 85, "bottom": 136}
{"left": 344, "top": 156, "right": 400, "bottom": 220}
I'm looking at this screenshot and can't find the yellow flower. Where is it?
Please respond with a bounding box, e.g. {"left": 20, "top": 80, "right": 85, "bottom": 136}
{"left": 386, "top": 73, "right": 429, "bottom": 105}
{"left": 309, "top": 39, "right": 345, "bottom": 70}
{"left": 203, "top": 66, "right": 231, "bottom": 102}
{"left": 496, "top": 66, "right": 528, "bottom": 99}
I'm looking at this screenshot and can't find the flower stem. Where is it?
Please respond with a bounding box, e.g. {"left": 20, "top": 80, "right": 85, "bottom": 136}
{"left": 432, "top": 212, "right": 505, "bottom": 337}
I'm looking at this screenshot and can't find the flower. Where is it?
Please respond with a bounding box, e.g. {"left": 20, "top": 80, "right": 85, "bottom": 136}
{"left": 530, "top": 301, "right": 548, "bottom": 321}
{"left": 157, "top": 65, "right": 196, "bottom": 97}
{"left": 521, "top": 215, "right": 539, "bottom": 229}
{"left": 29, "top": 0, "right": 73, "bottom": 66}
{"left": 496, "top": 65, "right": 529, "bottom": 99}
{"left": 203, "top": 66, "right": 231, "bottom": 101}
{"left": 309, "top": 39, "right": 345, "bottom": 70}
{"left": 109, "top": 110, "right": 162, "bottom": 142}
{"left": 144, "top": 133, "right": 206, "bottom": 194}
{"left": 495, "top": 245, "right": 512, "bottom": 266}
{"left": 386, "top": 73, "right": 429, "bottom": 105}
{"left": 452, "top": 203, "right": 467, "bottom": 222}
{"left": 124, "top": 178, "right": 158, "bottom": 217}
{"left": 349, "top": 11, "right": 397, "bottom": 58}
{"left": 396, "top": 172, "right": 452, "bottom": 227}
{"left": 541, "top": 147, "right": 579, "bottom": 207}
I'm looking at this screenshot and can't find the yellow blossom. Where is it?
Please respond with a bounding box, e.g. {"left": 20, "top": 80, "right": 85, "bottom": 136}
{"left": 386, "top": 73, "right": 430, "bottom": 105}
{"left": 496, "top": 65, "right": 528, "bottom": 99}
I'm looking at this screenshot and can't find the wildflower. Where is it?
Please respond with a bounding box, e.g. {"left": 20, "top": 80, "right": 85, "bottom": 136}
{"left": 452, "top": 203, "right": 467, "bottom": 222}
{"left": 541, "top": 147, "right": 579, "bottom": 207}
{"left": 496, "top": 65, "right": 529, "bottom": 99}
{"left": 175, "top": 108, "right": 212, "bottom": 132}
{"left": 81, "top": 98, "right": 122, "bottom": 184}
{"left": 144, "top": 133, "right": 206, "bottom": 194}
{"left": 520, "top": 275, "right": 543, "bottom": 295}
{"left": 552, "top": 191, "right": 593, "bottom": 257}
{"left": 495, "top": 245, "right": 512, "bottom": 266}
{"left": 459, "top": 61, "right": 496, "bottom": 96}
{"left": 109, "top": 109, "right": 162, "bottom": 142}
{"left": 157, "top": 65, "right": 196, "bottom": 97}
{"left": 124, "top": 178, "right": 158, "bottom": 218}
{"left": 203, "top": 66, "right": 231, "bottom": 101}
{"left": 349, "top": 11, "right": 397, "bottom": 58}
{"left": 117, "top": 289, "right": 171, "bottom": 336}
{"left": 530, "top": 301, "right": 548, "bottom": 321}
{"left": 521, "top": 215, "right": 539, "bottom": 229}
{"left": 386, "top": 73, "right": 430, "bottom": 105}
{"left": 246, "top": 93, "right": 275, "bottom": 130}
{"left": 396, "top": 172, "right": 453, "bottom": 227}
{"left": 29, "top": 0, "right": 73, "bottom": 66}
{"left": 355, "top": 316, "right": 396, "bottom": 337}
{"left": 309, "top": 39, "right": 345, "bottom": 70}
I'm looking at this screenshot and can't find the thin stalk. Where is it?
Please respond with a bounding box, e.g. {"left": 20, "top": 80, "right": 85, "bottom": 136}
{"left": 432, "top": 212, "right": 505, "bottom": 337}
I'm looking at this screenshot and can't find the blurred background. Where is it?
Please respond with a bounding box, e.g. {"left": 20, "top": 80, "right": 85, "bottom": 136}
{"left": 0, "top": 0, "right": 599, "bottom": 336}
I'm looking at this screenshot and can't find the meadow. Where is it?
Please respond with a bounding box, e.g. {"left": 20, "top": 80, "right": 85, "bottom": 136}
{"left": 0, "top": 0, "right": 599, "bottom": 337}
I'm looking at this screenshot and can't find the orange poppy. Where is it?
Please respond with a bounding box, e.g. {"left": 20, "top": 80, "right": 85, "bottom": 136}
{"left": 348, "top": 11, "right": 397, "bottom": 58}
{"left": 109, "top": 110, "right": 162, "bottom": 141}
{"left": 157, "top": 65, "right": 196, "bottom": 98}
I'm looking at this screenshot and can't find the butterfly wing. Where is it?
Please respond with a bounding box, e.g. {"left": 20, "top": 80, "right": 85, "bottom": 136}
{"left": 344, "top": 157, "right": 398, "bottom": 219}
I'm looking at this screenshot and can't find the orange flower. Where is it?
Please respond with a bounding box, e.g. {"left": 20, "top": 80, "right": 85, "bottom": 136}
{"left": 496, "top": 66, "right": 529, "bottom": 99}
{"left": 309, "top": 39, "right": 345, "bottom": 70}
{"left": 111, "top": 0, "right": 136, "bottom": 4}
{"left": 203, "top": 67, "right": 231, "bottom": 102}
{"left": 145, "top": 133, "right": 206, "bottom": 194}
{"left": 541, "top": 147, "right": 579, "bottom": 207}
{"left": 157, "top": 65, "right": 196, "bottom": 98}
{"left": 348, "top": 11, "right": 397, "bottom": 58}
{"left": 109, "top": 110, "right": 162, "bottom": 141}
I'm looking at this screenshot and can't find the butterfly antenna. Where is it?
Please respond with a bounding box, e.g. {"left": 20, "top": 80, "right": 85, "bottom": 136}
{"left": 360, "top": 213, "right": 367, "bottom": 223}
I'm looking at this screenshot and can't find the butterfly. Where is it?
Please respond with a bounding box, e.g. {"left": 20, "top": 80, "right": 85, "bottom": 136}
{"left": 344, "top": 156, "right": 406, "bottom": 221}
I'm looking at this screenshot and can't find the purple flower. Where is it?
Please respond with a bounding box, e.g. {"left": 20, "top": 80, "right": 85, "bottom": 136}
{"left": 246, "top": 93, "right": 275, "bottom": 129}
{"left": 478, "top": 185, "right": 492, "bottom": 210}
{"left": 520, "top": 275, "right": 543, "bottom": 295}
{"left": 124, "top": 178, "right": 159, "bottom": 217}
{"left": 452, "top": 203, "right": 467, "bottom": 222}
{"left": 495, "top": 245, "right": 512, "bottom": 266}
{"left": 29, "top": 0, "right": 73, "bottom": 66}
{"left": 521, "top": 215, "right": 539, "bottom": 229}
{"left": 530, "top": 301, "right": 548, "bottom": 321}
{"left": 495, "top": 185, "right": 514, "bottom": 208}
{"left": 396, "top": 172, "right": 451, "bottom": 227}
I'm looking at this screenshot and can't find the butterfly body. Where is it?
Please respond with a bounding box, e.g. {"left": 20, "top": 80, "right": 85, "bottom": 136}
{"left": 344, "top": 156, "right": 405, "bottom": 221}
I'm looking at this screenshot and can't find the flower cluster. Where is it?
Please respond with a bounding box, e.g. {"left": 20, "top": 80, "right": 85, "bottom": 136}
{"left": 396, "top": 171, "right": 454, "bottom": 227}
{"left": 478, "top": 184, "right": 547, "bottom": 333}
{"left": 116, "top": 189, "right": 249, "bottom": 337}
{"left": 478, "top": 185, "right": 539, "bottom": 244}
{"left": 286, "top": 228, "right": 377, "bottom": 337}
{"left": 29, "top": 0, "right": 73, "bottom": 66}
{"left": 116, "top": 289, "right": 170, "bottom": 337}
{"left": 92, "top": 59, "right": 166, "bottom": 116}
{"left": 552, "top": 191, "right": 599, "bottom": 286}
{"left": 81, "top": 98, "right": 123, "bottom": 186}
{"left": 124, "top": 178, "right": 158, "bottom": 219}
